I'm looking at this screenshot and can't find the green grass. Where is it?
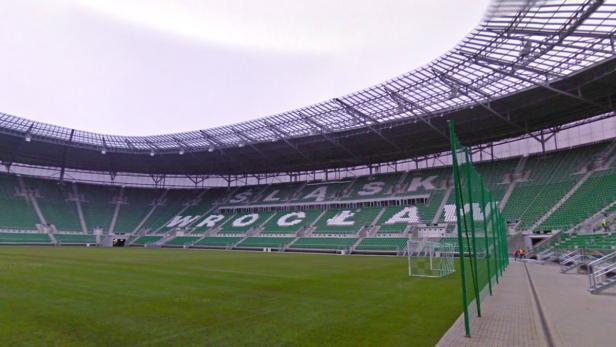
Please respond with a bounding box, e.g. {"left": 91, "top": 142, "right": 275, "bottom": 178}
{"left": 0, "top": 247, "right": 461, "bottom": 346}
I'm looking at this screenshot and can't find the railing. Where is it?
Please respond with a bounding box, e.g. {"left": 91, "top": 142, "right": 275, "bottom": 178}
{"left": 588, "top": 252, "right": 616, "bottom": 294}
{"left": 559, "top": 249, "right": 583, "bottom": 273}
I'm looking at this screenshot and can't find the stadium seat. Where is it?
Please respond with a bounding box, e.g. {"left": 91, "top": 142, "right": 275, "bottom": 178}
{"left": 0, "top": 232, "right": 51, "bottom": 244}
{"left": 55, "top": 234, "right": 97, "bottom": 244}
{"left": 236, "top": 237, "right": 294, "bottom": 248}
{"left": 355, "top": 237, "right": 408, "bottom": 251}
{"left": 289, "top": 237, "right": 357, "bottom": 250}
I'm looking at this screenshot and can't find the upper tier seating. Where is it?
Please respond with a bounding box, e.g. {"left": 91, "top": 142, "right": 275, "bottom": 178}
{"left": 0, "top": 174, "right": 39, "bottom": 230}
{"left": 25, "top": 178, "right": 81, "bottom": 232}
{"left": 77, "top": 183, "right": 118, "bottom": 233}
{"left": 342, "top": 172, "right": 403, "bottom": 200}
{"left": 114, "top": 188, "right": 163, "bottom": 233}
{"left": 475, "top": 158, "right": 518, "bottom": 201}
{"left": 503, "top": 143, "right": 605, "bottom": 229}
{"left": 140, "top": 190, "right": 199, "bottom": 233}
{"left": 292, "top": 181, "right": 353, "bottom": 202}
{"left": 539, "top": 168, "right": 616, "bottom": 231}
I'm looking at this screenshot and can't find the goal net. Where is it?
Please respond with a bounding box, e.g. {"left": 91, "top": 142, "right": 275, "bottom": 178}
{"left": 407, "top": 239, "right": 455, "bottom": 278}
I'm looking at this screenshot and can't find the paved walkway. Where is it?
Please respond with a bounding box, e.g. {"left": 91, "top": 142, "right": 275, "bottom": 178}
{"left": 438, "top": 260, "right": 616, "bottom": 347}
{"left": 437, "top": 261, "right": 548, "bottom": 346}
{"left": 528, "top": 263, "right": 616, "bottom": 347}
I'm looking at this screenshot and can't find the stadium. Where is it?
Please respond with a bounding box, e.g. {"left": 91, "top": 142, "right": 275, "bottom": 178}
{"left": 1, "top": 0, "right": 616, "bottom": 346}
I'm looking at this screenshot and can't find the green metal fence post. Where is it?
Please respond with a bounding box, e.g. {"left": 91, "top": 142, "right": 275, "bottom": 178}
{"left": 479, "top": 180, "right": 493, "bottom": 295}
{"left": 448, "top": 120, "right": 471, "bottom": 337}
{"left": 490, "top": 198, "right": 501, "bottom": 280}
{"left": 463, "top": 148, "right": 482, "bottom": 317}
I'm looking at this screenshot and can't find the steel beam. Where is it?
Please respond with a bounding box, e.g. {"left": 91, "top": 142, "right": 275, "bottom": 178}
{"left": 334, "top": 98, "right": 405, "bottom": 153}
{"left": 384, "top": 87, "right": 449, "bottom": 140}
{"left": 299, "top": 113, "right": 363, "bottom": 162}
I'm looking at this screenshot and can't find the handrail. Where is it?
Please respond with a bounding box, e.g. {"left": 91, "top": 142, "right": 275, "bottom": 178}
{"left": 588, "top": 251, "right": 616, "bottom": 268}
{"left": 587, "top": 251, "right": 616, "bottom": 291}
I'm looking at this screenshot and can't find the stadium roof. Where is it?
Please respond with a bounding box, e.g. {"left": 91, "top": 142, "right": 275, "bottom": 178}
{"left": 1, "top": 0, "right": 616, "bottom": 175}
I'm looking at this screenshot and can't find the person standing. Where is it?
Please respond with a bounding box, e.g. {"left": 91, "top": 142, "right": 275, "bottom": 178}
{"left": 601, "top": 217, "right": 609, "bottom": 234}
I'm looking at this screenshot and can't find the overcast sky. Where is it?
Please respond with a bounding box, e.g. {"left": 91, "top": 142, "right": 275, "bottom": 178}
{"left": 0, "top": 0, "right": 489, "bottom": 136}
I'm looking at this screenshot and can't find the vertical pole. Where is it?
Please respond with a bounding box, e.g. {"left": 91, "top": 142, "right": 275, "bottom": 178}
{"left": 407, "top": 240, "right": 412, "bottom": 277}
{"left": 464, "top": 148, "right": 482, "bottom": 317}
{"left": 490, "top": 198, "right": 500, "bottom": 283}
{"left": 448, "top": 120, "right": 471, "bottom": 337}
{"left": 480, "top": 180, "right": 493, "bottom": 296}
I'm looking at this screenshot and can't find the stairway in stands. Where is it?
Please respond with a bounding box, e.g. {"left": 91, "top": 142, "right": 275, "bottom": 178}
{"left": 588, "top": 252, "right": 616, "bottom": 294}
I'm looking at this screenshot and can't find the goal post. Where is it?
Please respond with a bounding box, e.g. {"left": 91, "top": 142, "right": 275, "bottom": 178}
{"left": 407, "top": 239, "right": 456, "bottom": 278}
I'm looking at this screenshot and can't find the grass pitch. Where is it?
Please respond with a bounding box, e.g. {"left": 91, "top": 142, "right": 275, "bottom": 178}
{"left": 0, "top": 247, "right": 461, "bottom": 346}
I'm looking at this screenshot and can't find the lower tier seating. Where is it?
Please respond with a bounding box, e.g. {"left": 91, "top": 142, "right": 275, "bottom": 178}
{"left": 165, "top": 236, "right": 200, "bottom": 246}
{"left": 355, "top": 238, "right": 408, "bottom": 251}
{"left": 551, "top": 233, "right": 616, "bottom": 251}
{"left": 289, "top": 237, "right": 357, "bottom": 250}
{"left": 312, "top": 208, "right": 380, "bottom": 234}
{"left": 0, "top": 232, "right": 51, "bottom": 244}
{"left": 194, "top": 237, "right": 242, "bottom": 247}
{"left": 55, "top": 234, "right": 97, "bottom": 244}
{"left": 236, "top": 237, "right": 294, "bottom": 248}
{"left": 132, "top": 236, "right": 163, "bottom": 245}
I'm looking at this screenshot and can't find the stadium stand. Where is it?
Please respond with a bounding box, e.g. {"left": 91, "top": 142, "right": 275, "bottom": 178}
{"left": 0, "top": 174, "right": 40, "bottom": 230}
{"left": 475, "top": 157, "right": 518, "bottom": 200}
{"left": 77, "top": 183, "right": 118, "bottom": 233}
{"left": 312, "top": 207, "right": 381, "bottom": 235}
{"left": 165, "top": 236, "right": 200, "bottom": 246}
{"left": 236, "top": 237, "right": 295, "bottom": 248}
{"left": 219, "top": 212, "right": 275, "bottom": 234}
{"left": 114, "top": 187, "right": 163, "bottom": 233}
{"left": 193, "top": 236, "right": 242, "bottom": 247}
{"left": 539, "top": 167, "right": 616, "bottom": 231}
{"left": 293, "top": 181, "right": 353, "bottom": 202}
{"left": 138, "top": 190, "right": 192, "bottom": 233}
{"left": 190, "top": 213, "right": 235, "bottom": 233}
{"left": 2, "top": 140, "right": 616, "bottom": 253}
{"left": 289, "top": 237, "right": 357, "bottom": 250}
{"left": 550, "top": 233, "right": 616, "bottom": 251}
{"left": 55, "top": 234, "right": 97, "bottom": 244}
{"left": 131, "top": 235, "right": 163, "bottom": 245}
{"left": 375, "top": 206, "right": 419, "bottom": 233}
{"left": 254, "top": 182, "right": 305, "bottom": 203}
{"left": 342, "top": 172, "right": 402, "bottom": 200}
{"left": 25, "top": 177, "right": 82, "bottom": 232}
{"left": 260, "top": 210, "right": 321, "bottom": 234}
{"left": 502, "top": 143, "right": 605, "bottom": 229}
{"left": 0, "top": 232, "right": 51, "bottom": 244}
{"left": 355, "top": 237, "right": 408, "bottom": 252}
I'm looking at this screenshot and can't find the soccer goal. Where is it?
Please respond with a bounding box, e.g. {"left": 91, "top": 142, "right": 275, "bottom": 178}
{"left": 407, "top": 239, "right": 456, "bottom": 278}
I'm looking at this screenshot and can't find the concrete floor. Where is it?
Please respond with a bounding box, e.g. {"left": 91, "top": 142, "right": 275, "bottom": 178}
{"left": 438, "top": 260, "right": 616, "bottom": 347}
